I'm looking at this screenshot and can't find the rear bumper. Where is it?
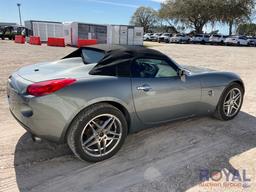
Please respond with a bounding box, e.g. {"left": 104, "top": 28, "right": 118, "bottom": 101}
{"left": 7, "top": 82, "right": 78, "bottom": 143}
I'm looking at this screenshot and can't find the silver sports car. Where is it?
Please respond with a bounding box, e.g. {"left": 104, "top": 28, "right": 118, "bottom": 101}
{"left": 7, "top": 45, "right": 244, "bottom": 162}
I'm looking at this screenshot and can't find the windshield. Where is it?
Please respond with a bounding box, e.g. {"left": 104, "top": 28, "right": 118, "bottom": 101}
{"left": 81, "top": 49, "right": 105, "bottom": 64}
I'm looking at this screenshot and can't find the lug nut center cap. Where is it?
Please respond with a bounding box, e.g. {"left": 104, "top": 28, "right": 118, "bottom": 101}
{"left": 99, "top": 132, "right": 104, "bottom": 137}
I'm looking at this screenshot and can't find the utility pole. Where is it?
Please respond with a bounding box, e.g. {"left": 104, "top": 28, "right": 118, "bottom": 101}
{"left": 17, "top": 3, "right": 22, "bottom": 26}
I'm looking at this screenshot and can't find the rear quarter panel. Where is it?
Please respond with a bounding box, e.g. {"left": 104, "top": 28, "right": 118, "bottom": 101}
{"left": 55, "top": 76, "right": 137, "bottom": 141}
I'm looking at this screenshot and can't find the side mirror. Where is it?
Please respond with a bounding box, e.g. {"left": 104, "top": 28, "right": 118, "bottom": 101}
{"left": 178, "top": 69, "right": 186, "bottom": 82}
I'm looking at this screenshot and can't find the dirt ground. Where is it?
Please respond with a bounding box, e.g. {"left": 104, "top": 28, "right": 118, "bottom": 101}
{"left": 0, "top": 41, "right": 256, "bottom": 192}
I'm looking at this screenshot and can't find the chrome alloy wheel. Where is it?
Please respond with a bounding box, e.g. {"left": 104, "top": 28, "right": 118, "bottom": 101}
{"left": 80, "top": 114, "right": 122, "bottom": 157}
{"left": 223, "top": 88, "right": 242, "bottom": 117}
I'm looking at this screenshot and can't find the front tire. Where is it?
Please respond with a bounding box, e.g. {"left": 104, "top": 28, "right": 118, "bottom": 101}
{"left": 215, "top": 83, "right": 244, "bottom": 121}
{"left": 67, "top": 103, "right": 128, "bottom": 162}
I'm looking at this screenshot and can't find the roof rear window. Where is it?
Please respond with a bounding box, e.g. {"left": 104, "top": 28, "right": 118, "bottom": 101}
{"left": 81, "top": 49, "right": 105, "bottom": 64}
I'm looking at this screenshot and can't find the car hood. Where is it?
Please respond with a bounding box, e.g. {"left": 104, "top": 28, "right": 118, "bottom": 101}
{"left": 17, "top": 58, "right": 96, "bottom": 82}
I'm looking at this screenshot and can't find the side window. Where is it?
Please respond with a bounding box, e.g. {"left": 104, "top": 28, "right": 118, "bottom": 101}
{"left": 131, "top": 58, "right": 178, "bottom": 78}
{"left": 90, "top": 59, "right": 131, "bottom": 77}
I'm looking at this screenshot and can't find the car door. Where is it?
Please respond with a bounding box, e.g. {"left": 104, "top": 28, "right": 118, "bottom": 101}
{"left": 131, "top": 58, "right": 201, "bottom": 124}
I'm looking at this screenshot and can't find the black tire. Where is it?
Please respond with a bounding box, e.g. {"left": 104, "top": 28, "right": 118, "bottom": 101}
{"left": 67, "top": 103, "right": 128, "bottom": 162}
{"left": 214, "top": 83, "right": 244, "bottom": 121}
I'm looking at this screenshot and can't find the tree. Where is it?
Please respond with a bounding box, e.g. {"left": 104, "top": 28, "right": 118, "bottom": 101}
{"left": 159, "top": 0, "right": 255, "bottom": 35}
{"left": 159, "top": 0, "right": 218, "bottom": 34}
{"left": 130, "top": 6, "right": 159, "bottom": 32}
{"left": 217, "top": 0, "right": 255, "bottom": 35}
{"left": 237, "top": 23, "right": 256, "bottom": 35}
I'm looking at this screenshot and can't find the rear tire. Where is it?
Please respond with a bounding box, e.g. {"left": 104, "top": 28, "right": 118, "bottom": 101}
{"left": 214, "top": 83, "right": 244, "bottom": 121}
{"left": 67, "top": 103, "right": 128, "bottom": 162}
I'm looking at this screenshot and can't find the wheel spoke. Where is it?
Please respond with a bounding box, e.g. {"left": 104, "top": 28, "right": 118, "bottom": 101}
{"left": 228, "top": 91, "right": 232, "bottom": 101}
{"left": 233, "top": 93, "right": 241, "bottom": 102}
{"left": 89, "top": 122, "right": 99, "bottom": 135}
{"left": 86, "top": 139, "right": 98, "bottom": 148}
{"left": 91, "top": 120, "right": 102, "bottom": 130}
{"left": 227, "top": 105, "right": 232, "bottom": 115}
{"left": 102, "top": 116, "right": 114, "bottom": 129}
{"left": 224, "top": 104, "right": 229, "bottom": 108}
{"left": 224, "top": 100, "right": 230, "bottom": 105}
{"left": 83, "top": 134, "right": 97, "bottom": 146}
{"left": 231, "top": 90, "right": 236, "bottom": 99}
{"left": 107, "top": 130, "right": 120, "bottom": 137}
{"left": 234, "top": 101, "right": 239, "bottom": 107}
{"left": 232, "top": 105, "right": 238, "bottom": 110}
{"left": 105, "top": 118, "right": 116, "bottom": 132}
{"left": 102, "top": 139, "right": 107, "bottom": 154}
{"left": 97, "top": 141, "right": 102, "bottom": 156}
{"left": 106, "top": 136, "right": 119, "bottom": 141}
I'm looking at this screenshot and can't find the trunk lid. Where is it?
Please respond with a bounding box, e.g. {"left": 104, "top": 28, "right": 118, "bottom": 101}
{"left": 17, "top": 58, "right": 96, "bottom": 82}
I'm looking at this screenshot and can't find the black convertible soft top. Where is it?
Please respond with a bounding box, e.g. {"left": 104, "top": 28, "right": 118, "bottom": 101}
{"left": 63, "top": 44, "right": 168, "bottom": 61}
{"left": 63, "top": 44, "right": 173, "bottom": 75}
{"left": 90, "top": 45, "right": 171, "bottom": 75}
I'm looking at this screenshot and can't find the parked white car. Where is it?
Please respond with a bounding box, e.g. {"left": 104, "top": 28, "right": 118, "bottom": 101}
{"left": 209, "top": 34, "right": 228, "bottom": 45}
{"left": 190, "top": 34, "right": 210, "bottom": 44}
{"left": 224, "top": 36, "right": 249, "bottom": 46}
{"left": 170, "top": 34, "right": 190, "bottom": 43}
{"left": 247, "top": 37, "right": 256, "bottom": 46}
{"left": 150, "top": 33, "right": 162, "bottom": 41}
{"left": 143, "top": 33, "right": 153, "bottom": 41}
{"left": 158, "top": 33, "right": 172, "bottom": 43}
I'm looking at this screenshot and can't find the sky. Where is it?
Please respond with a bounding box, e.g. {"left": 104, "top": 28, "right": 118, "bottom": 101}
{"left": 0, "top": 0, "right": 161, "bottom": 25}
{"left": 0, "top": 0, "right": 240, "bottom": 34}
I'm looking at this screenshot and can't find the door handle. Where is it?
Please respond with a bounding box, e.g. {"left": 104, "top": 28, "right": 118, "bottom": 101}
{"left": 137, "top": 84, "right": 152, "bottom": 92}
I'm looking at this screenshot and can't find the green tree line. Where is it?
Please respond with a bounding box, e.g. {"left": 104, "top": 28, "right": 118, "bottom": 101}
{"left": 130, "top": 0, "right": 255, "bottom": 35}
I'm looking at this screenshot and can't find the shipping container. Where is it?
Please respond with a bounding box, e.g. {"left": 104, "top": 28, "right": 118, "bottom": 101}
{"left": 25, "top": 20, "right": 64, "bottom": 42}
{"left": 107, "top": 25, "right": 143, "bottom": 46}
{"left": 64, "top": 22, "right": 107, "bottom": 46}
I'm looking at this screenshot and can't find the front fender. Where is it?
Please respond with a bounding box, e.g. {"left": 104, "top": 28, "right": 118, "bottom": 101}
{"left": 198, "top": 72, "right": 244, "bottom": 113}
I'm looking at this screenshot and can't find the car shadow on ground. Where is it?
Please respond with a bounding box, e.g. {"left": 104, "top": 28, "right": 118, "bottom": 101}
{"left": 14, "top": 111, "right": 256, "bottom": 192}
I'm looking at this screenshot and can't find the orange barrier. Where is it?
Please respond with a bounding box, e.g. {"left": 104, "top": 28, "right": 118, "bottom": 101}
{"left": 15, "top": 35, "right": 25, "bottom": 44}
{"left": 47, "top": 37, "right": 65, "bottom": 47}
{"left": 29, "top": 36, "right": 41, "bottom": 45}
{"left": 77, "top": 39, "right": 97, "bottom": 48}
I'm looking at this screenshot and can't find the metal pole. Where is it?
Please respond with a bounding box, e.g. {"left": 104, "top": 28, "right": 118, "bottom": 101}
{"left": 17, "top": 3, "right": 22, "bottom": 26}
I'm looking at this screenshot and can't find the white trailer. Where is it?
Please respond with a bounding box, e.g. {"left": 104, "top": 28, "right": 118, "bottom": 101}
{"left": 64, "top": 22, "right": 108, "bottom": 46}
{"left": 107, "top": 25, "right": 144, "bottom": 46}
{"left": 25, "top": 20, "right": 64, "bottom": 42}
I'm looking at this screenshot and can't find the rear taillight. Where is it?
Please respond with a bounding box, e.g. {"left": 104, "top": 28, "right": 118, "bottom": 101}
{"left": 27, "top": 78, "right": 76, "bottom": 97}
